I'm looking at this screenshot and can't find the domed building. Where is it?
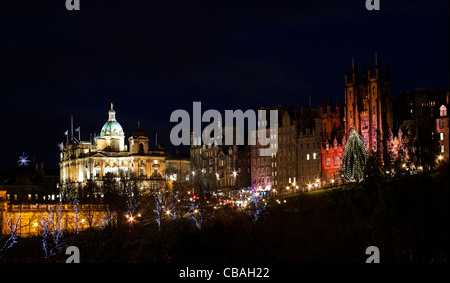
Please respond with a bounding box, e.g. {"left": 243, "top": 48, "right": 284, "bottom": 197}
{"left": 96, "top": 103, "right": 126, "bottom": 152}
{"left": 59, "top": 103, "right": 190, "bottom": 199}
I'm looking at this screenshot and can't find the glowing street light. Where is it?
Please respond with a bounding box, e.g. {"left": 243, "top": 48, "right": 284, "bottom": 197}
{"left": 438, "top": 155, "right": 444, "bottom": 161}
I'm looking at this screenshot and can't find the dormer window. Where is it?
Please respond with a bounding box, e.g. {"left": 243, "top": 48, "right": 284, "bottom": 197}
{"left": 440, "top": 105, "right": 447, "bottom": 117}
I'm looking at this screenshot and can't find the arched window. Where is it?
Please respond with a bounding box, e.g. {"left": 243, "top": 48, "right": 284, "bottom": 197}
{"left": 139, "top": 143, "right": 144, "bottom": 152}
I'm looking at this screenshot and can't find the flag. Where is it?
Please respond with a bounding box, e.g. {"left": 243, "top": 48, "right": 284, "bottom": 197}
{"left": 75, "top": 127, "right": 80, "bottom": 132}
{"left": 64, "top": 130, "right": 68, "bottom": 136}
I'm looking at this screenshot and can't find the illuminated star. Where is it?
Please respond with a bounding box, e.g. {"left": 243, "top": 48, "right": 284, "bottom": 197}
{"left": 18, "top": 152, "right": 30, "bottom": 166}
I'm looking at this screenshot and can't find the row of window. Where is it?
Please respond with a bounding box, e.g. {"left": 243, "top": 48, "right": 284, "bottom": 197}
{"left": 325, "top": 156, "right": 340, "bottom": 167}
{"left": 6, "top": 194, "right": 56, "bottom": 201}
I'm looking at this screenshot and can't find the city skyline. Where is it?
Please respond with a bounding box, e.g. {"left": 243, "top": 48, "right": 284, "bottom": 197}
{"left": 0, "top": 0, "right": 448, "bottom": 170}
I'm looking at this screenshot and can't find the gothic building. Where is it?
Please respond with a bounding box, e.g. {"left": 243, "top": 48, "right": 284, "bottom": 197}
{"left": 344, "top": 58, "right": 393, "bottom": 153}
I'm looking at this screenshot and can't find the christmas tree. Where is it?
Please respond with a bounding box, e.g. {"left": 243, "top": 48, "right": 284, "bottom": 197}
{"left": 341, "top": 130, "right": 369, "bottom": 183}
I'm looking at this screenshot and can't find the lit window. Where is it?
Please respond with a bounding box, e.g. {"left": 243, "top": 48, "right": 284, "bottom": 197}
{"left": 313, "top": 153, "right": 317, "bottom": 159}
{"left": 442, "top": 145, "right": 445, "bottom": 153}
{"left": 306, "top": 154, "right": 310, "bottom": 160}
{"left": 326, "top": 158, "right": 331, "bottom": 167}
{"left": 440, "top": 105, "right": 447, "bottom": 117}
{"left": 334, "top": 156, "right": 339, "bottom": 166}
{"left": 440, "top": 133, "right": 444, "bottom": 141}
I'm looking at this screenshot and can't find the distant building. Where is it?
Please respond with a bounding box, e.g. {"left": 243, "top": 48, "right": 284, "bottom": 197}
{"left": 59, "top": 104, "right": 189, "bottom": 198}
{"left": 0, "top": 189, "right": 114, "bottom": 237}
{"left": 276, "top": 106, "right": 299, "bottom": 190}
{"left": 344, "top": 59, "right": 393, "bottom": 153}
{"left": 190, "top": 126, "right": 251, "bottom": 193}
{"left": 165, "top": 151, "right": 191, "bottom": 182}
{"left": 436, "top": 93, "right": 449, "bottom": 161}
{"left": 392, "top": 88, "right": 449, "bottom": 163}
{"left": 250, "top": 107, "right": 279, "bottom": 192}
{"left": 320, "top": 98, "right": 345, "bottom": 186}
{"left": 0, "top": 164, "right": 59, "bottom": 204}
{"left": 298, "top": 117, "right": 321, "bottom": 189}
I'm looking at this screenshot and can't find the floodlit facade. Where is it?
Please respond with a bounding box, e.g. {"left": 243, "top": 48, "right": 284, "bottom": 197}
{"left": 59, "top": 104, "right": 189, "bottom": 196}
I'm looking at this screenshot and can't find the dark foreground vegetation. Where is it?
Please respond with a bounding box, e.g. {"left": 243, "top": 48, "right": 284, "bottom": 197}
{"left": 1, "top": 164, "right": 448, "bottom": 263}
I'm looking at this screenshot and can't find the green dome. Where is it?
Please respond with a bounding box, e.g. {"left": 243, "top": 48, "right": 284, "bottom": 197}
{"left": 101, "top": 120, "right": 124, "bottom": 136}
{"left": 100, "top": 104, "right": 124, "bottom": 136}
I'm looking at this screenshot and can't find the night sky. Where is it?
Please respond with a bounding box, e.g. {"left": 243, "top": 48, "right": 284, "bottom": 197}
{"left": 0, "top": 0, "right": 448, "bottom": 171}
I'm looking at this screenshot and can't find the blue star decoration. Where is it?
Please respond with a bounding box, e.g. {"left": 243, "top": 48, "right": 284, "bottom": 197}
{"left": 18, "top": 152, "right": 30, "bottom": 166}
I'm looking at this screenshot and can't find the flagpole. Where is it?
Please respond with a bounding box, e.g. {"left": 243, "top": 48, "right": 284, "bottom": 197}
{"left": 71, "top": 115, "right": 74, "bottom": 141}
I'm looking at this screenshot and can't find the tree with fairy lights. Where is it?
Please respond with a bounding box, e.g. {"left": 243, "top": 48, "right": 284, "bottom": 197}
{"left": 341, "top": 129, "right": 369, "bottom": 183}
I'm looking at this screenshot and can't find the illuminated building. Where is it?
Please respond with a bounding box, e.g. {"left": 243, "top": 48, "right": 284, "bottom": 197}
{"left": 344, "top": 58, "right": 393, "bottom": 152}
{"left": 436, "top": 97, "right": 449, "bottom": 161}
{"left": 298, "top": 117, "right": 321, "bottom": 188}
{"left": 0, "top": 190, "right": 114, "bottom": 237}
{"left": 59, "top": 104, "right": 189, "bottom": 197}
{"left": 190, "top": 126, "right": 251, "bottom": 192}
{"left": 320, "top": 98, "right": 345, "bottom": 186}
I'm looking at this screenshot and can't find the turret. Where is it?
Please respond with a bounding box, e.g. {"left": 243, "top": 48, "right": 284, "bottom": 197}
{"left": 345, "top": 65, "right": 350, "bottom": 84}
{"left": 385, "top": 60, "right": 391, "bottom": 80}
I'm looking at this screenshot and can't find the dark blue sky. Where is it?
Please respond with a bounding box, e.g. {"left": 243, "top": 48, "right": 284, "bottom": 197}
{"left": 0, "top": 0, "right": 448, "bottom": 170}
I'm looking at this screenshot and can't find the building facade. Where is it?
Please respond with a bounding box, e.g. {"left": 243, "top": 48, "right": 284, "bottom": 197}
{"left": 0, "top": 164, "right": 59, "bottom": 204}
{"left": 437, "top": 100, "right": 449, "bottom": 161}
{"left": 190, "top": 126, "right": 251, "bottom": 192}
{"left": 298, "top": 117, "right": 321, "bottom": 189}
{"left": 250, "top": 107, "right": 279, "bottom": 192}
{"left": 60, "top": 104, "right": 189, "bottom": 198}
{"left": 344, "top": 59, "right": 393, "bottom": 153}
{"left": 320, "top": 98, "right": 345, "bottom": 186}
